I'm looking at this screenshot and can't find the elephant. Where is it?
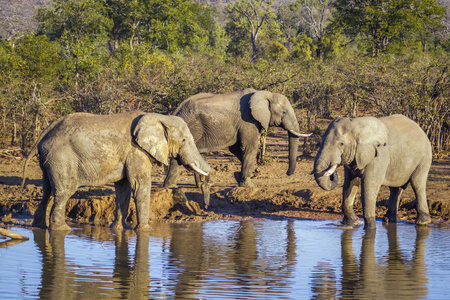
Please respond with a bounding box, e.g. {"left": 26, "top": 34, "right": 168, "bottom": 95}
{"left": 163, "top": 89, "right": 311, "bottom": 206}
{"left": 21, "top": 111, "right": 211, "bottom": 231}
{"left": 312, "top": 114, "right": 432, "bottom": 229}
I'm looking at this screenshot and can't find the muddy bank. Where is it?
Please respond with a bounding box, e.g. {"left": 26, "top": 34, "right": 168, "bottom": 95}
{"left": 1, "top": 127, "right": 449, "bottom": 228}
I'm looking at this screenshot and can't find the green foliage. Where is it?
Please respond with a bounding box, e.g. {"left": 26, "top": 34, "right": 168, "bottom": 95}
{"left": 291, "top": 34, "right": 316, "bottom": 60}
{"left": 37, "top": 0, "right": 113, "bottom": 41}
{"left": 332, "top": 0, "right": 446, "bottom": 55}
{"left": 1, "top": 0, "right": 449, "bottom": 155}
{"left": 226, "top": 0, "right": 277, "bottom": 61}
{"left": 265, "top": 41, "right": 289, "bottom": 60}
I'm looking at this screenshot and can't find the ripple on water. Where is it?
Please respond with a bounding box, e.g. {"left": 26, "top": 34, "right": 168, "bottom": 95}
{"left": 1, "top": 221, "right": 450, "bottom": 299}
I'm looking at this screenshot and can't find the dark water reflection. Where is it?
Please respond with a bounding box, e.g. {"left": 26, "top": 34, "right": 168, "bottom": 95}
{"left": 1, "top": 220, "right": 450, "bottom": 299}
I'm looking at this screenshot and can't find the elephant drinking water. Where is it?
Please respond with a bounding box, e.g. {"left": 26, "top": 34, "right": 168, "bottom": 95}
{"left": 163, "top": 89, "right": 311, "bottom": 206}
{"left": 21, "top": 111, "right": 211, "bottom": 231}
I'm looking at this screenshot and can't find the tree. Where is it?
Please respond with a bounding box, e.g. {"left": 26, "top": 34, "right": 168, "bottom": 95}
{"left": 300, "top": 0, "right": 335, "bottom": 57}
{"left": 332, "top": 0, "right": 445, "bottom": 55}
{"left": 0, "top": 35, "right": 62, "bottom": 149}
{"left": 0, "top": 0, "right": 52, "bottom": 42}
{"left": 226, "top": 0, "right": 276, "bottom": 61}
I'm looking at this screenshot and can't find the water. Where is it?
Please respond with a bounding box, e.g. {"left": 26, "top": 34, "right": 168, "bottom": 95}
{"left": 1, "top": 220, "right": 450, "bottom": 299}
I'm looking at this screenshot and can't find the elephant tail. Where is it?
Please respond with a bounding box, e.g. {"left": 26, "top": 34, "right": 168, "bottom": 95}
{"left": 21, "top": 118, "right": 61, "bottom": 191}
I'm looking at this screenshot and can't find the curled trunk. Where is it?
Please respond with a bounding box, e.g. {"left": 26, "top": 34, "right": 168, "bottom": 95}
{"left": 313, "top": 158, "right": 339, "bottom": 191}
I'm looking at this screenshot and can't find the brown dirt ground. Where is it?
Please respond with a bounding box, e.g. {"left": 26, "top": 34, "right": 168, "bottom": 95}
{"left": 1, "top": 121, "right": 449, "bottom": 229}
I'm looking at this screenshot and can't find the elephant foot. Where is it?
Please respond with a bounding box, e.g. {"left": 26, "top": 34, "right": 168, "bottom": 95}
{"left": 341, "top": 215, "right": 362, "bottom": 227}
{"left": 111, "top": 221, "right": 130, "bottom": 231}
{"left": 49, "top": 222, "right": 71, "bottom": 232}
{"left": 416, "top": 214, "right": 431, "bottom": 226}
{"left": 382, "top": 213, "right": 397, "bottom": 224}
{"left": 135, "top": 223, "right": 151, "bottom": 232}
{"left": 32, "top": 218, "right": 48, "bottom": 229}
{"left": 363, "top": 217, "right": 377, "bottom": 230}
{"left": 239, "top": 178, "right": 254, "bottom": 188}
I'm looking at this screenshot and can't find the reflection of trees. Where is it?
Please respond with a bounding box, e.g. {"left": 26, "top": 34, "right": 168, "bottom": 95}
{"left": 310, "top": 225, "right": 430, "bottom": 299}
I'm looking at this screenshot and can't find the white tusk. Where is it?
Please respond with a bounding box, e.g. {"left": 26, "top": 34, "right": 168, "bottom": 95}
{"left": 288, "top": 129, "right": 312, "bottom": 138}
{"left": 323, "top": 164, "right": 338, "bottom": 177}
{"left": 189, "top": 163, "right": 209, "bottom": 176}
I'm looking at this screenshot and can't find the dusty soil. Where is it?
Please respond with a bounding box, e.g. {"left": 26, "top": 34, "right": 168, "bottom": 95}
{"left": 1, "top": 121, "right": 449, "bottom": 229}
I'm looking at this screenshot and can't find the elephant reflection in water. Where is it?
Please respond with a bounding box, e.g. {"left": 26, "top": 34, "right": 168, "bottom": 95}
{"left": 33, "top": 228, "right": 151, "bottom": 299}
{"left": 167, "top": 221, "right": 297, "bottom": 298}
{"left": 310, "top": 225, "right": 430, "bottom": 299}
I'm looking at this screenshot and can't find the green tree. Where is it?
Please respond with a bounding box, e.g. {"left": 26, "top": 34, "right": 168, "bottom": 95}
{"left": 37, "top": 0, "right": 113, "bottom": 76}
{"left": 106, "top": 0, "right": 145, "bottom": 51}
{"left": 139, "top": 0, "right": 221, "bottom": 53}
{"left": 0, "top": 35, "right": 62, "bottom": 148}
{"left": 291, "top": 33, "right": 316, "bottom": 59}
{"left": 226, "top": 0, "right": 276, "bottom": 61}
{"left": 332, "top": 0, "right": 445, "bottom": 55}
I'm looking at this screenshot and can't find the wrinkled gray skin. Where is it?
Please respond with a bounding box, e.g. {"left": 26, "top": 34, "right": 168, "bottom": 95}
{"left": 164, "top": 89, "right": 311, "bottom": 206}
{"left": 22, "top": 111, "right": 211, "bottom": 231}
{"left": 313, "top": 114, "right": 432, "bottom": 230}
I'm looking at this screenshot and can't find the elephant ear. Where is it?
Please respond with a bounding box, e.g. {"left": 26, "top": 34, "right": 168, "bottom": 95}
{"left": 133, "top": 114, "right": 169, "bottom": 166}
{"left": 249, "top": 91, "right": 271, "bottom": 131}
{"left": 354, "top": 117, "right": 388, "bottom": 169}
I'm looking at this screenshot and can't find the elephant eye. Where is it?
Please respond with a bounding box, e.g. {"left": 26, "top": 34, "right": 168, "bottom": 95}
{"left": 340, "top": 142, "right": 344, "bottom": 147}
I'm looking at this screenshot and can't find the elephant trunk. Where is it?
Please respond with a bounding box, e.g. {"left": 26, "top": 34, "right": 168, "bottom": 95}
{"left": 287, "top": 132, "right": 298, "bottom": 176}
{"left": 313, "top": 156, "right": 339, "bottom": 191}
{"left": 193, "top": 155, "right": 211, "bottom": 176}
{"left": 178, "top": 141, "right": 211, "bottom": 176}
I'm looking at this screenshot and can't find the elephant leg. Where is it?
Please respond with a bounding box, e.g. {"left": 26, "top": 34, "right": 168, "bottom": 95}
{"left": 342, "top": 170, "right": 361, "bottom": 226}
{"left": 360, "top": 177, "right": 382, "bottom": 230}
{"left": 163, "top": 158, "right": 181, "bottom": 188}
{"left": 410, "top": 172, "right": 431, "bottom": 225}
{"left": 112, "top": 179, "right": 132, "bottom": 231}
{"left": 383, "top": 187, "right": 403, "bottom": 224}
{"left": 133, "top": 185, "right": 151, "bottom": 232}
{"left": 127, "top": 151, "right": 152, "bottom": 232}
{"left": 49, "top": 184, "right": 76, "bottom": 231}
{"left": 240, "top": 152, "right": 257, "bottom": 187}
{"left": 229, "top": 143, "right": 244, "bottom": 184}
{"left": 32, "top": 173, "right": 53, "bottom": 229}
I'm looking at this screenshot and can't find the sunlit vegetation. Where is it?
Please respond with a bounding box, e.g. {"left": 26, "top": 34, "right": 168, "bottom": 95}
{"left": 0, "top": 0, "right": 449, "bottom": 154}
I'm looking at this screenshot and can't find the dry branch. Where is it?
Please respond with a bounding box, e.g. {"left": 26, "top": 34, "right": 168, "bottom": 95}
{"left": 0, "top": 226, "right": 29, "bottom": 240}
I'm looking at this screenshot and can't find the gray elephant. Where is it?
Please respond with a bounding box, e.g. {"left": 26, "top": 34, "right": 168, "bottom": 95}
{"left": 312, "top": 114, "right": 432, "bottom": 229}
{"left": 163, "top": 89, "right": 311, "bottom": 206}
{"left": 21, "top": 111, "right": 210, "bottom": 231}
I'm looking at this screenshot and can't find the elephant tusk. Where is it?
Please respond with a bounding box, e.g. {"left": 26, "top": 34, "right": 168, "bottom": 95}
{"left": 189, "top": 163, "right": 209, "bottom": 176}
{"left": 323, "top": 164, "right": 338, "bottom": 177}
{"left": 288, "top": 129, "right": 312, "bottom": 138}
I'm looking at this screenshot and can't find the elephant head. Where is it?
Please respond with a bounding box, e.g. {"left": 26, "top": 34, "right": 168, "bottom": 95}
{"left": 249, "top": 91, "right": 310, "bottom": 175}
{"left": 313, "top": 117, "right": 388, "bottom": 191}
{"left": 133, "top": 113, "right": 210, "bottom": 176}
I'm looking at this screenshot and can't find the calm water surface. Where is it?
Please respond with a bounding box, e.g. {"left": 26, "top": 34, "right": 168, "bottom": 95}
{"left": 1, "top": 220, "right": 450, "bottom": 299}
